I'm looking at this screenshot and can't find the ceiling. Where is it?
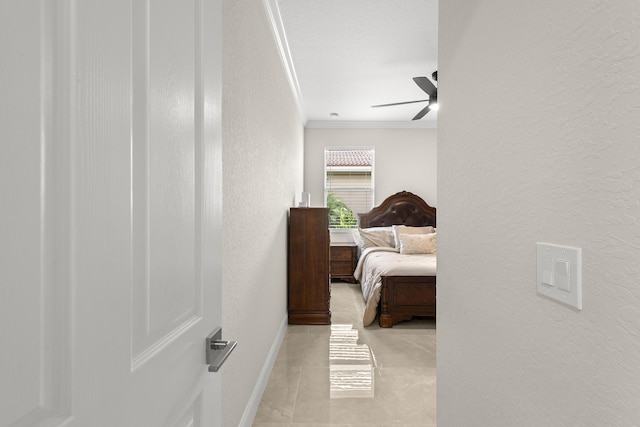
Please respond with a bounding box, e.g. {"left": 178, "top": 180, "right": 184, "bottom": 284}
{"left": 266, "top": 0, "right": 439, "bottom": 128}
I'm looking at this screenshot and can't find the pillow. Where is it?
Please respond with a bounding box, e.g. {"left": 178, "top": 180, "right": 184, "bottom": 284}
{"left": 392, "top": 225, "right": 435, "bottom": 249}
{"left": 358, "top": 227, "right": 395, "bottom": 249}
{"left": 351, "top": 228, "right": 363, "bottom": 247}
{"left": 399, "top": 232, "right": 437, "bottom": 255}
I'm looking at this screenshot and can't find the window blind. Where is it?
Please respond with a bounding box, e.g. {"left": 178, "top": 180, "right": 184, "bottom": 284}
{"left": 324, "top": 148, "right": 374, "bottom": 228}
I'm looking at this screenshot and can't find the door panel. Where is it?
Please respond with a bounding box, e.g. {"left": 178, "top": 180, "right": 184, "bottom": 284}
{"left": 131, "top": 0, "right": 201, "bottom": 369}
{"left": 0, "top": 1, "right": 223, "bottom": 426}
{"left": 0, "top": 2, "right": 72, "bottom": 426}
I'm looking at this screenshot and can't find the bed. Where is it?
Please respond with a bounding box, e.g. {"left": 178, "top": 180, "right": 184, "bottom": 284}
{"left": 354, "top": 191, "right": 437, "bottom": 328}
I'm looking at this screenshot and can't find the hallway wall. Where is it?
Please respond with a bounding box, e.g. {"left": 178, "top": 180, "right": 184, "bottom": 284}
{"left": 438, "top": 1, "right": 640, "bottom": 425}
{"left": 222, "top": 1, "right": 304, "bottom": 425}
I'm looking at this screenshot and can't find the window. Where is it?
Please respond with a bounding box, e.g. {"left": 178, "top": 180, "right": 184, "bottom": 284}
{"left": 324, "top": 148, "right": 374, "bottom": 228}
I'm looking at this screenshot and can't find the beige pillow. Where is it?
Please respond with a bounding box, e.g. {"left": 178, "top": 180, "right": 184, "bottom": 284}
{"left": 392, "top": 225, "right": 435, "bottom": 248}
{"left": 358, "top": 227, "right": 395, "bottom": 249}
{"left": 399, "top": 232, "right": 437, "bottom": 254}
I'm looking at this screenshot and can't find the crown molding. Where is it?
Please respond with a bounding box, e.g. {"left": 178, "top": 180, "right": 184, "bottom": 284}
{"left": 304, "top": 120, "right": 438, "bottom": 129}
{"left": 262, "top": 0, "right": 307, "bottom": 122}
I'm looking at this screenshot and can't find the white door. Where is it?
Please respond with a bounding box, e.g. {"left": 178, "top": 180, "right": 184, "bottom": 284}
{"left": 0, "top": 1, "right": 224, "bottom": 426}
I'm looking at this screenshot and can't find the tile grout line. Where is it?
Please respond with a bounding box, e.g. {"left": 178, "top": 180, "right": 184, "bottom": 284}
{"left": 288, "top": 328, "right": 306, "bottom": 425}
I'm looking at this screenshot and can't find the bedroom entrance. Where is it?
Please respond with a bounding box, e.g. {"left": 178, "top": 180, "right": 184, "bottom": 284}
{"left": 259, "top": 191, "right": 438, "bottom": 424}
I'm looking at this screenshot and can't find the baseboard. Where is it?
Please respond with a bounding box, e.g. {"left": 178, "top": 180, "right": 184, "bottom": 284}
{"left": 238, "top": 313, "right": 288, "bottom": 427}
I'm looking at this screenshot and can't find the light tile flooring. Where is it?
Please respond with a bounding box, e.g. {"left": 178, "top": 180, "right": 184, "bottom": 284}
{"left": 252, "top": 282, "right": 437, "bottom": 427}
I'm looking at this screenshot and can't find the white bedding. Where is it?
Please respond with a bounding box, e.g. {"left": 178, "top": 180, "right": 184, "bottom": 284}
{"left": 353, "top": 246, "right": 437, "bottom": 326}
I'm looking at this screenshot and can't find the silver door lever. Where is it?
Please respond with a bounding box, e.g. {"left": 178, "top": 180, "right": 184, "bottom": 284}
{"left": 206, "top": 328, "right": 237, "bottom": 372}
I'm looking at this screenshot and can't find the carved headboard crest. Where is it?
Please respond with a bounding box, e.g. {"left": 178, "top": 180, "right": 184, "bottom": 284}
{"left": 358, "top": 191, "right": 436, "bottom": 228}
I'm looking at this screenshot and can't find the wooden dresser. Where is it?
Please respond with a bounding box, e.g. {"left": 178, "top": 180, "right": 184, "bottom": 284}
{"left": 330, "top": 243, "right": 357, "bottom": 283}
{"left": 287, "top": 208, "right": 331, "bottom": 325}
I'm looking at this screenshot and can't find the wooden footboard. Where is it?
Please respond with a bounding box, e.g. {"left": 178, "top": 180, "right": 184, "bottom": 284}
{"left": 379, "top": 276, "right": 436, "bottom": 328}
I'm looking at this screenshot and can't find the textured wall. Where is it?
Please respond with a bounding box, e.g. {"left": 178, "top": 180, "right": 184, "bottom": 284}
{"left": 304, "top": 127, "right": 438, "bottom": 208}
{"left": 438, "top": 1, "right": 640, "bottom": 426}
{"left": 222, "top": 1, "right": 304, "bottom": 425}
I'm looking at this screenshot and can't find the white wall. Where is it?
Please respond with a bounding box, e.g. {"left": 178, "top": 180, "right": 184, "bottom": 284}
{"left": 438, "top": 1, "right": 640, "bottom": 426}
{"left": 304, "top": 127, "right": 437, "bottom": 209}
{"left": 222, "top": 1, "right": 304, "bottom": 425}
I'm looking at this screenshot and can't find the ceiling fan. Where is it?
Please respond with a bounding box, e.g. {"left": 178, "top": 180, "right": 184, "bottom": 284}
{"left": 372, "top": 71, "right": 438, "bottom": 120}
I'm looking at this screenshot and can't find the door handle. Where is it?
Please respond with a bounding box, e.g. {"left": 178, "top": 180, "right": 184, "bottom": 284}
{"left": 206, "top": 328, "right": 237, "bottom": 372}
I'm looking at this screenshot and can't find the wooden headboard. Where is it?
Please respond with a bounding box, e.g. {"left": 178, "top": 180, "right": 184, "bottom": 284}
{"left": 358, "top": 191, "right": 436, "bottom": 228}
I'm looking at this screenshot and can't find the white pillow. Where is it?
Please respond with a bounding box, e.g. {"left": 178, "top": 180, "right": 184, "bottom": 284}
{"left": 399, "top": 232, "right": 437, "bottom": 255}
{"left": 358, "top": 227, "right": 395, "bottom": 249}
{"left": 392, "top": 225, "right": 435, "bottom": 249}
{"left": 351, "top": 228, "right": 363, "bottom": 247}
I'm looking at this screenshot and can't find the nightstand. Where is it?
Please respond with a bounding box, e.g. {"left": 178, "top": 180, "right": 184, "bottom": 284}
{"left": 330, "top": 243, "right": 358, "bottom": 283}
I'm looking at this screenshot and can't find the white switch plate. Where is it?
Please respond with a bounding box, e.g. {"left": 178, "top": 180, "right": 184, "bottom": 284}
{"left": 536, "top": 243, "right": 582, "bottom": 310}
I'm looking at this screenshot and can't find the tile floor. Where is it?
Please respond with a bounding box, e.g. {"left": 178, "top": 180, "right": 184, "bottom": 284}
{"left": 252, "top": 282, "right": 437, "bottom": 427}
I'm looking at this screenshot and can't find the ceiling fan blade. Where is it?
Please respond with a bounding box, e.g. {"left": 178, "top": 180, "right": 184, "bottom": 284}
{"left": 412, "top": 104, "right": 432, "bottom": 120}
{"left": 371, "top": 99, "right": 429, "bottom": 108}
{"left": 413, "top": 76, "right": 437, "bottom": 97}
